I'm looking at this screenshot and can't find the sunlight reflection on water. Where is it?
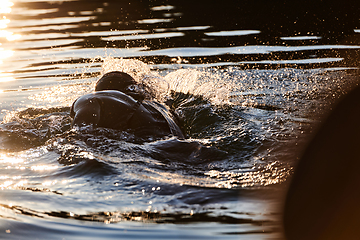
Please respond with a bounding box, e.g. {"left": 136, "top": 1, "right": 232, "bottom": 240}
{"left": 205, "top": 30, "right": 261, "bottom": 36}
{"left": 0, "top": 0, "right": 13, "bottom": 14}
{"left": 0, "top": 1, "right": 20, "bottom": 41}
{"left": 0, "top": 154, "right": 23, "bottom": 164}
{"left": 0, "top": 0, "right": 17, "bottom": 84}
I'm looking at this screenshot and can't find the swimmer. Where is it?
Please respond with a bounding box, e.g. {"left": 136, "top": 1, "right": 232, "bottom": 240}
{"left": 70, "top": 72, "right": 184, "bottom": 139}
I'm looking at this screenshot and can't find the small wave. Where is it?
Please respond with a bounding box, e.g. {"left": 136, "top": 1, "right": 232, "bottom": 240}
{"left": 0, "top": 202, "right": 273, "bottom": 225}
{"left": 0, "top": 107, "right": 71, "bottom": 152}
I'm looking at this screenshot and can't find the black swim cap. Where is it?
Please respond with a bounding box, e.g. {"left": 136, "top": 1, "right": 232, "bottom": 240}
{"left": 95, "top": 71, "right": 146, "bottom": 101}
{"left": 95, "top": 71, "right": 136, "bottom": 92}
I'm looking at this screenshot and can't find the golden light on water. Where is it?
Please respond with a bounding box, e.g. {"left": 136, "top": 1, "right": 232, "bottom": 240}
{"left": 42, "top": 180, "right": 57, "bottom": 186}
{"left": 0, "top": 177, "right": 26, "bottom": 189}
{"left": 0, "top": 154, "right": 24, "bottom": 164}
{"left": 0, "top": 154, "right": 24, "bottom": 189}
{"left": 0, "top": 0, "right": 21, "bottom": 41}
{"left": 31, "top": 165, "right": 58, "bottom": 171}
{"left": 0, "top": 180, "right": 12, "bottom": 188}
{"left": 0, "top": 0, "right": 18, "bottom": 84}
{"left": 205, "top": 161, "right": 292, "bottom": 188}
{"left": 29, "top": 84, "right": 93, "bottom": 105}
{"left": 14, "top": 180, "right": 27, "bottom": 187}
{"left": 0, "top": 0, "right": 13, "bottom": 14}
{"left": 0, "top": 70, "right": 14, "bottom": 82}
{"left": 0, "top": 153, "right": 60, "bottom": 189}
{"left": 0, "top": 28, "right": 21, "bottom": 41}
{"left": 0, "top": 17, "right": 9, "bottom": 28}
{"left": 0, "top": 47, "right": 13, "bottom": 65}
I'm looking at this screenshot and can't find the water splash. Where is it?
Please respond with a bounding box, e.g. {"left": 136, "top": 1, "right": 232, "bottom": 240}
{"left": 164, "top": 68, "right": 231, "bottom": 105}
{"left": 102, "top": 57, "right": 232, "bottom": 105}
{"left": 101, "top": 57, "right": 170, "bottom": 101}
{"left": 0, "top": 107, "right": 71, "bottom": 151}
{"left": 25, "top": 58, "right": 234, "bottom": 109}
{"left": 29, "top": 84, "right": 93, "bottom": 106}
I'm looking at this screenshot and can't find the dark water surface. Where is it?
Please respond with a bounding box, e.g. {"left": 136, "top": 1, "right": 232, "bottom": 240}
{"left": 0, "top": 0, "right": 359, "bottom": 239}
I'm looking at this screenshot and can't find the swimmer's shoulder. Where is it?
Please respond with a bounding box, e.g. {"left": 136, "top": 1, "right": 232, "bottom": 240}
{"left": 93, "top": 90, "right": 131, "bottom": 98}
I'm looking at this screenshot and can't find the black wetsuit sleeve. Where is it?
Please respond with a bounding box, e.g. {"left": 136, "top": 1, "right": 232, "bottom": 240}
{"left": 71, "top": 96, "right": 101, "bottom": 128}
{"left": 142, "top": 101, "right": 184, "bottom": 139}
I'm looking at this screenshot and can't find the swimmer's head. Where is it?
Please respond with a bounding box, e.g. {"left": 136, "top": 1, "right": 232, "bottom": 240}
{"left": 95, "top": 71, "right": 145, "bottom": 101}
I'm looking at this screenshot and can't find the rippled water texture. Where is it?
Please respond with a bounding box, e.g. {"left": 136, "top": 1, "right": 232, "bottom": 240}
{"left": 0, "top": 0, "right": 359, "bottom": 239}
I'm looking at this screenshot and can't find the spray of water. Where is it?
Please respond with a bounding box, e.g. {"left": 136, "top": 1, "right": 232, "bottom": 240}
{"left": 101, "top": 57, "right": 170, "bottom": 101}
{"left": 102, "top": 57, "right": 232, "bottom": 105}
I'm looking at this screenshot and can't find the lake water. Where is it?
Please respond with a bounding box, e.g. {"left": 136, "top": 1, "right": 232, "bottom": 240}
{"left": 0, "top": 0, "right": 359, "bottom": 239}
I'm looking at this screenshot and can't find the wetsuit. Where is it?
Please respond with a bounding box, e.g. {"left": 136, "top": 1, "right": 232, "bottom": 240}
{"left": 70, "top": 90, "right": 184, "bottom": 139}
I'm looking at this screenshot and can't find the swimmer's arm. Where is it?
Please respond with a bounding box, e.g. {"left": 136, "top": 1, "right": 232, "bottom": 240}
{"left": 70, "top": 98, "right": 101, "bottom": 128}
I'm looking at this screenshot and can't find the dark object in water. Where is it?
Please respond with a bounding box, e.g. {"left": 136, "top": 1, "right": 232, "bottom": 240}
{"left": 95, "top": 71, "right": 147, "bottom": 101}
{"left": 70, "top": 72, "right": 184, "bottom": 139}
{"left": 283, "top": 84, "right": 360, "bottom": 240}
